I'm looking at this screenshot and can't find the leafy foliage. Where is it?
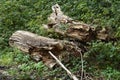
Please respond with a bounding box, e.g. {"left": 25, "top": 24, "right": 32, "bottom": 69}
{"left": 85, "top": 42, "right": 120, "bottom": 69}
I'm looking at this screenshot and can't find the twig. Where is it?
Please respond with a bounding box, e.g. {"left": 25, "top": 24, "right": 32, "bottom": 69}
{"left": 75, "top": 47, "right": 84, "bottom": 80}
{"left": 80, "top": 51, "right": 83, "bottom": 80}
{"left": 48, "top": 51, "right": 79, "bottom": 80}
{"left": 84, "top": 71, "right": 86, "bottom": 80}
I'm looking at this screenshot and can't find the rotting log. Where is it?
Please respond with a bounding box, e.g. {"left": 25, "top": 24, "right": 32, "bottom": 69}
{"left": 9, "top": 30, "right": 63, "bottom": 52}
{"left": 44, "top": 23, "right": 112, "bottom": 42}
{"left": 9, "top": 30, "right": 85, "bottom": 68}
{"left": 44, "top": 4, "right": 113, "bottom": 42}
{"left": 43, "top": 3, "right": 119, "bottom": 44}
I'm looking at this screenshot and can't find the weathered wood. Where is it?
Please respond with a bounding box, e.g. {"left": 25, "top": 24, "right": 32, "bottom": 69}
{"left": 44, "top": 23, "right": 111, "bottom": 43}
{"left": 9, "top": 4, "right": 116, "bottom": 69}
{"left": 9, "top": 30, "right": 85, "bottom": 68}
{"left": 44, "top": 4, "right": 112, "bottom": 42}
{"left": 48, "top": 4, "right": 73, "bottom": 24}
{"left": 9, "top": 30, "right": 63, "bottom": 52}
{"left": 9, "top": 30, "right": 65, "bottom": 68}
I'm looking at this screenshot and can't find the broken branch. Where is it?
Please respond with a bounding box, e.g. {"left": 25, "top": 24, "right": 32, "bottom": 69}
{"left": 48, "top": 51, "right": 79, "bottom": 80}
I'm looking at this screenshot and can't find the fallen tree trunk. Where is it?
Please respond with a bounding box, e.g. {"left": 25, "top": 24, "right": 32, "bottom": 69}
{"left": 9, "top": 30, "right": 64, "bottom": 53}
{"left": 9, "top": 30, "right": 85, "bottom": 68}
{"left": 44, "top": 23, "right": 113, "bottom": 43}
{"left": 43, "top": 4, "right": 114, "bottom": 43}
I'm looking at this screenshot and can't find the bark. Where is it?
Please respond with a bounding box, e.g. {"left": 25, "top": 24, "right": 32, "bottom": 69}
{"left": 9, "top": 30, "right": 85, "bottom": 68}
{"left": 44, "top": 23, "right": 111, "bottom": 42}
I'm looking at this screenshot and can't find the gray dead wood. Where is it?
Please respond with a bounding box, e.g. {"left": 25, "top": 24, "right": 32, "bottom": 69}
{"left": 9, "top": 30, "right": 84, "bottom": 68}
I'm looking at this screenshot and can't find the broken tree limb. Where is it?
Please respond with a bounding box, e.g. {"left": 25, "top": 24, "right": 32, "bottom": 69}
{"left": 48, "top": 51, "right": 79, "bottom": 80}
{"left": 44, "top": 23, "right": 113, "bottom": 43}
{"left": 9, "top": 30, "right": 64, "bottom": 68}
{"left": 9, "top": 30, "right": 64, "bottom": 52}
{"left": 44, "top": 4, "right": 116, "bottom": 43}
{"left": 48, "top": 4, "right": 73, "bottom": 24}
{"left": 9, "top": 30, "right": 86, "bottom": 68}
